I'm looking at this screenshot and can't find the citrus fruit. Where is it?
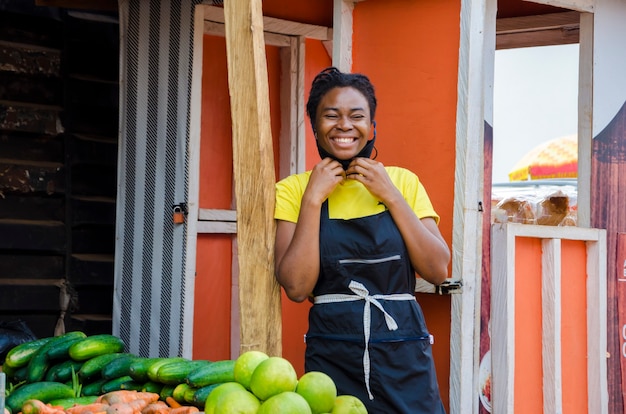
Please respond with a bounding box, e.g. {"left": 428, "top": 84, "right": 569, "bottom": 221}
{"left": 249, "top": 356, "right": 298, "bottom": 401}
{"left": 296, "top": 371, "right": 337, "bottom": 414}
{"left": 234, "top": 350, "right": 269, "bottom": 389}
{"left": 331, "top": 395, "right": 368, "bottom": 413}
{"left": 257, "top": 391, "right": 313, "bottom": 414}
{"left": 204, "top": 382, "right": 247, "bottom": 414}
{"left": 214, "top": 388, "right": 260, "bottom": 414}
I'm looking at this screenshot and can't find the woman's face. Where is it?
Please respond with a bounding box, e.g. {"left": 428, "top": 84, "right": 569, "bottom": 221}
{"left": 315, "top": 86, "right": 373, "bottom": 160}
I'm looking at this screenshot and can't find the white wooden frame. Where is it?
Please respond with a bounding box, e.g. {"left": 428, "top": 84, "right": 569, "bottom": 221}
{"left": 490, "top": 223, "right": 607, "bottom": 414}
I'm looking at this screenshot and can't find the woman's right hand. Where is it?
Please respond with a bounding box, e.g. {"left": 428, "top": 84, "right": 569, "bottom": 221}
{"left": 303, "top": 158, "right": 345, "bottom": 206}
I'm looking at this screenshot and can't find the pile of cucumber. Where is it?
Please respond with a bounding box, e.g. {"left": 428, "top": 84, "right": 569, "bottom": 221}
{"left": 1, "top": 331, "right": 236, "bottom": 414}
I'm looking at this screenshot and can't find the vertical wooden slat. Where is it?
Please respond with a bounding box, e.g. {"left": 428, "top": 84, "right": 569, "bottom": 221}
{"left": 332, "top": 0, "right": 353, "bottom": 72}
{"left": 222, "top": 0, "right": 282, "bottom": 356}
{"left": 587, "top": 232, "right": 608, "bottom": 414}
{"left": 541, "top": 238, "right": 563, "bottom": 414}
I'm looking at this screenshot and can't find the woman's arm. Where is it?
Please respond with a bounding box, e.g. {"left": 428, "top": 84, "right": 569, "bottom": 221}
{"left": 274, "top": 159, "right": 345, "bottom": 302}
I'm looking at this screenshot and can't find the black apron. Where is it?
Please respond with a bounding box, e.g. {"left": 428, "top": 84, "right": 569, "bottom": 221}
{"left": 305, "top": 200, "right": 446, "bottom": 414}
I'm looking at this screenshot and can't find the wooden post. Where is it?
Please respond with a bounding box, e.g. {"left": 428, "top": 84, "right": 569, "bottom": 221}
{"left": 222, "top": 0, "right": 282, "bottom": 356}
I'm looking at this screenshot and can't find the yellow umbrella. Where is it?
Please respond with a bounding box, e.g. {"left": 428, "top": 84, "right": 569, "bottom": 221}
{"left": 508, "top": 134, "right": 578, "bottom": 181}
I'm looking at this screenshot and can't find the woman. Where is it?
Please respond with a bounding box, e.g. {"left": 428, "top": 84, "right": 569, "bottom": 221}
{"left": 274, "top": 67, "right": 450, "bottom": 413}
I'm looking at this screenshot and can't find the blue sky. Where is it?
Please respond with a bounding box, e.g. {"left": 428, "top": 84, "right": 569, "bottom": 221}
{"left": 492, "top": 43, "right": 579, "bottom": 183}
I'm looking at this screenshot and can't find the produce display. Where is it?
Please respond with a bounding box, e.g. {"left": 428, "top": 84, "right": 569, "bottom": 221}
{"left": 0, "top": 332, "right": 367, "bottom": 414}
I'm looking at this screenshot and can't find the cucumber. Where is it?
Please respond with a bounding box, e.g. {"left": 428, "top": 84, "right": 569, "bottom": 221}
{"left": 26, "top": 331, "right": 87, "bottom": 383}
{"left": 159, "top": 384, "right": 177, "bottom": 401}
{"left": 1, "top": 361, "right": 18, "bottom": 381}
{"left": 186, "top": 359, "right": 236, "bottom": 388}
{"left": 128, "top": 357, "right": 160, "bottom": 382}
{"left": 78, "top": 352, "right": 128, "bottom": 381}
{"left": 6, "top": 381, "right": 75, "bottom": 413}
{"left": 192, "top": 384, "right": 222, "bottom": 408}
{"left": 4, "top": 337, "right": 53, "bottom": 368}
{"left": 172, "top": 383, "right": 193, "bottom": 404}
{"left": 47, "top": 334, "right": 88, "bottom": 360}
{"left": 48, "top": 396, "right": 98, "bottom": 409}
{"left": 81, "top": 378, "right": 108, "bottom": 396}
{"left": 101, "top": 354, "right": 138, "bottom": 379}
{"left": 183, "top": 386, "right": 198, "bottom": 404}
{"left": 45, "top": 359, "right": 84, "bottom": 382}
{"left": 156, "top": 359, "right": 210, "bottom": 385}
{"left": 146, "top": 357, "right": 187, "bottom": 383}
{"left": 68, "top": 334, "right": 125, "bottom": 361}
{"left": 141, "top": 381, "right": 164, "bottom": 394}
{"left": 101, "top": 375, "right": 138, "bottom": 393}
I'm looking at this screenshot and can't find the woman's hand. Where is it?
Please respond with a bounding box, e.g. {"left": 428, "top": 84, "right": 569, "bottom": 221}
{"left": 345, "top": 158, "right": 400, "bottom": 204}
{"left": 304, "top": 158, "right": 346, "bottom": 206}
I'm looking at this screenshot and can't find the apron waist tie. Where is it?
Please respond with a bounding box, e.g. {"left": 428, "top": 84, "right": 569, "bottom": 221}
{"left": 313, "top": 280, "right": 416, "bottom": 400}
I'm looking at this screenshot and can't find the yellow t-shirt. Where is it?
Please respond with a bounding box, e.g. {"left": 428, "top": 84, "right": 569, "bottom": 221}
{"left": 275, "top": 166, "right": 439, "bottom": 223}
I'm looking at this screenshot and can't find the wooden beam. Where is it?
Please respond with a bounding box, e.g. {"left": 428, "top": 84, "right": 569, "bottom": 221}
{"left": 523, "top": 0, "right": 593, "bottom": 13}
{"left": 496, "top": 11, "right": 580, "bottom": 50}
{"left": 332, "top": 0, "right": 354, "bottom": 72}
{"left": 222, "top": 0, "right": 282, "bottom": 356}
{"left": 204, "top": 5, "right": 331, "bottom": 41}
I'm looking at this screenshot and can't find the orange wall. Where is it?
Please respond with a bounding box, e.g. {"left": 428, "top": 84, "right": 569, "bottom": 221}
{"left": 513, "top": 237, "right": 589, "bottom": 413}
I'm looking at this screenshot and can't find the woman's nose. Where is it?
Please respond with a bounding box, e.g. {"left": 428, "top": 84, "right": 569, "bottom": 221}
{"left": 336, "top": 116, "right": 352, "bottom": 130}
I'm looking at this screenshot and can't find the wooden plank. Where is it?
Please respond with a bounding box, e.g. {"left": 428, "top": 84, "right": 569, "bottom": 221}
{"left": 198, "top": 208, "right": 236, "bottom": 222}
{"left": 67, "top": 315, "right": 112, "bottom": 337}
{"left": 0, "top": 195, "right": 64, "bottom": 221}
{"left": 332, "top": 0, "right": 353, "bottom": 72}
{"left": 204, "top": 5, "right": 331, "bottom": 41}
{"left": 35, "top": 0, "right": 118, "bottom": 12}
{"left": 0, "top": 254, "right": 63, "bottom": 279}
{"left": 196, "top": 221, "right": 237, "bottom": 234}
{"left": 72, "top": 226, "right": 115, "bottom": 254}
{"left": 0, "top": 101, "right": 63, "bottom": 135}
{"left": 0, "top": 132, "right": 63, "bottom": 163}
{"left": 70, "top": 254, "right": 114, "bottom": 286}
{"left": 223, "top": 0, "right": 282, "bottom": 356}
{"left": 522, "top": 0, "right": 593, "bottom": 13}
{"left": 203, "top": 21, "right": 291, "bottom": 47}
{"left": 72, "top": 165, "right": 117, "bottom": 197}
{"left": 0, "top": 284, "right": 61, "bottom": 311}
{"left": 577, "top": 12, "right": 593, "bottom": 228}
{"left": 0, "top": 219, "right": 65, "bottom": 251}
{"left": 496, "top": 11, "right": 580, "bottom": 50}
{"left": 73, "top": 285, "right": 113, "bottom": 314}
{"left": 72, "top": 197, "right": 116, "bottom": 226}
{"left": 541, "top": 239, "right": 563, "bottom": 414}
{"left": 0, "top": 40, "right": 61, "bottom": 76}
{"left": 0, "top": 72, "right": 63, "bottom": 105}
{"left": 587, "top": 232, "right": 608, "bottom": 414}
{"left": 450, "top": 0, "right": 493, "bottom": 412}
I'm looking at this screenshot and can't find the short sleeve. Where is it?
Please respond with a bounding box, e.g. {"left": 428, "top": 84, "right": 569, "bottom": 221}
{"left": 274, "top": 172, "right": 310, "bottom": 223}
{"left": 389, "top": 167, "right": 440, "bottom": 224}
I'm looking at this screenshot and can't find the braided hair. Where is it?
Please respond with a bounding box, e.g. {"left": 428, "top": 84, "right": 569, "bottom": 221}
{"left": 306, "top": 67, "right": 377, "bottom": 133}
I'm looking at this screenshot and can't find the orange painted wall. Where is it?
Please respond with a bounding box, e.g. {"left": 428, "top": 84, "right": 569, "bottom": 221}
{"left": 513, "top": 237, "right": 589, "bottom": 413}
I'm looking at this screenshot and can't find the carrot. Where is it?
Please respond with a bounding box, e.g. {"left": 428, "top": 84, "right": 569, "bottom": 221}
{"left": 98, "top": 391, "right": 159, "bottom": 405}
{"left": 169, "top": 407, "right": 198, "bottom": 414}
{"left": 164, "top": 397, "right": 180, "bottom": 409}
{"left": 140, "top": 402, "right": 170, "bottom": 414}
{"left": 66, "top": 403, "right": 110, "bottom": 414}
{"left": 105, "top": 403, "right": 134, "bottom": 414}
{"left": 21, "top": 400, "right": 65, "bottom": 414}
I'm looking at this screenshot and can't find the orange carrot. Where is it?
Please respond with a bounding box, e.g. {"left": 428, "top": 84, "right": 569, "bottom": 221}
{"left": 140, "top": 402, "right": 170, "bottom": 414}
{"left": 105, "top": 403, "right": 134, "bottom": 414}
{"left": 169, "top": 407, "right": 198, "bottom": 414}
{"left": 66, "top": 403, "right": 110, "bottom": 414}
{"left": 98, "top": 391, "right": 159, "bottom": 406}
{"left": 164, "top": 397, "right": 181, "bottom": 409}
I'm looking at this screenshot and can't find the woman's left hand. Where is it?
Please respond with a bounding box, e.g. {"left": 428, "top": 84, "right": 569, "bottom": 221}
{"left": 345, "top": 158, "right": 400, "bottom": 203}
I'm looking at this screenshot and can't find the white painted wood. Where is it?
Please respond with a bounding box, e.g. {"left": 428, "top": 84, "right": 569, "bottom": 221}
{"left": 541, "top": 238, "right": 563, "bottom": 414}
{"left": 523, "top": 0, "right": 594, "bottom": 13}
{"left": 196, "top": 221, "right": 237, "bottom": 234}
{"left": 198, "top": 208, "right": 236, "bottom": 222}
{"left": 577, "top": 12, "right": 593, "bottom": 228}
{"left": 449, "top": 0, "right": 493, "bottom": 411}
{"left": 203, "top": 5, "right": 332, "bottom": 40}
{"left": 491, "top": 224, "right": 516, "bottom": 414}
{"left": 182, "top": 4, "right": 206, "bottom": 358}
{"left": 491, "top": 223, "right": 607, "bottom": 414}
{"left": 332, "top": 0, "right": 354, "bottom": 72}
{"left": 586, "top": 232, "right": 608, "bottom": 414}
{"left": 279, "top": 36, "right": 306, "bottom": 178}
